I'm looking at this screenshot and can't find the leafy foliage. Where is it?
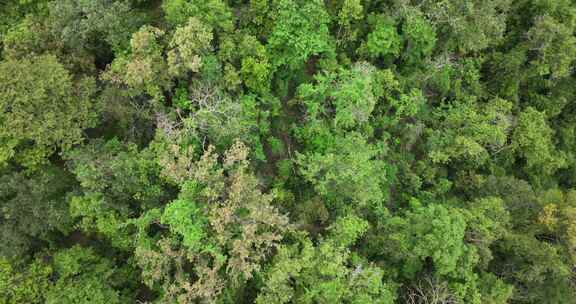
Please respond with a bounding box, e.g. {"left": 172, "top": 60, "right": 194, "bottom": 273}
{"left": 0, "top": 55, "right": 98, "bottom": 168}
{"left": 267, "top": 0, "right": 333, "bottom": 69}
{"left": 0, "top": 166, "right": 74, "bottom": 258}
{"left": 3, "top": 1, "right": 576, "bottom": 303}
{"left": 257, "top": 217, "right": 396, "bottom": 304}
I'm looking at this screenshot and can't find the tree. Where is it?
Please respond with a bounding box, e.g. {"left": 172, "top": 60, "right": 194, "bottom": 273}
{"left": 462, "top": 197, "right": 510, "bottom": 267}
{"left": 167, "top": 17, "right": 213, "bottom": 77}
{"left": 0, "top": 55, "right": 98, "bottom": 168}
{"left": 419, "top": 0, "right": 511, "bottom": 53}
{"left": 237, "top": 35, "right": 273, "bottom": 94}
{"left": 132, "top": 141, "right": 291, "bottom": 302}
{"left": 65, "top": 138, "right": 168, "bottom": 209}
{"left": 267, "top": 0, "right": 333, "bottom": 69}
{"left": 359, "top": 15, "right": 401, "bottom": 60}
{"left": 65, "top": 138, "right": 170, "bottom": 249}
{"left": 513, "top": 107, "right": 567, "bottom": 177}
{"left": 335, "top": 0, "right": 364, "bottom": 45}
{"left": 296, "top": 61, "right": 385, "bottom": 136}
{"left": 0, "top": 257, "right": 52, "bottom": 304}
{"left": 2, "top": 16, "right": 46, "bottom": 60}
{"left": 0, "top": 0, "right": 48, "bottom": 60}
{"left": 367, "top": 198, "right": 512, "bottom": 303}
{"left": 401, "top": 9, "right": 437, "bottom": 66}
{"left": 256, "top": 216, "right": 397, "bottom": 304}
{"left": 427, "top": 98, "right": 513, "bottom": 166}
{"left": 491, "top": 232, "right": 575, "bottom": 303}
{"left": 536, "top": 189, "right": 576, "bottom": 264}
{"left": 381, "top": 201, "right": 469, "bottom": 278}
{"left": 297, "top": 132, "right": 390, "bottom": 210}
{"left": 526, "top": 15, "right": 576, "bottom": 79}
{"left": 162, "top": 0, "right": 234, "bottom": 31}
{"left": 103, "top": 26, "right": 170, "bottom": 99}
{"left": 47, "top": 0, "right": 143, "bottom": 53}
{"left": 0, "top": 166, "right": 74, "bottom": 258}
{"left": 45, "top": 246, "right": 136, "bottom": 304}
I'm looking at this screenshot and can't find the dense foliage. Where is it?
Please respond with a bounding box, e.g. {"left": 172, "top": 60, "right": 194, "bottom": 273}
{"left": 1, "top": 0, "right": 576, "bottom": 303}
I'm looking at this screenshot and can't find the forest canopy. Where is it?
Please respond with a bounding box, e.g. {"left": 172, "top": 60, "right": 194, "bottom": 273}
{"left": 1, "top": 0, "right": 576, "bottom": 303}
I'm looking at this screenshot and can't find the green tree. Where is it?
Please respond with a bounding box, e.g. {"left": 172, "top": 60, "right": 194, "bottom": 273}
{"left": 133, "top": 141, "right": 291, "bottom": 302}
{"left": 492, "top": 233, "right": 575, "bottom": 303}
{"left": 359, "top": 15, "right": 401, "bottom": 60}
{"left": 103, "top": 26, "right": 170, "bottom": 99}
{"left": 65, "top": 138, "right": 169, "bottom": 248}
{"left": 513, "top": 107, "right": 567, "bottom": 177}
{"left": 427, "top": 98, "right": 513, "bottom": 166}
{"left": 45, "top": 246, "right": 135, "bottom": 304}
{"left": 256, "top": 216, "right": 396, "bottom": 304}
{"left": 297, "top": 61, "right": 384, "bottom": 132}
{"left": 526, "top": 15, "right": 576, "bottom": 79}
{"left": 66, "top": 138, "right": 167, "bottom": 207}
{"left": 0, "top": 166, "right": 74, "bottom": 258}
{"left": 47, "top": 0, "right": 143, "bottom": 53}
{"left": 2, "top": 16, "right": 46, "bottom": 60}
{"left": 0, "top": 55, "right": 98, "bottom": 168}
{"left": 0, "top": 257, "right": 52, "bottom": 304}
{"left": 167, "top": 17, "right": 213, "bottom": 77}
{"left": 162, "top": 0, "right": 234, "bottom": 31}
{"left": 420, "top": 0, "right": 511, "bottom": 53}
{"left": 335, "top": 0, "right": 364, "bottom": 45}
{"left": 297, "top": 132, "right": 390, "bottom": 210}
{"left": 401, "top": 9, "right": 437, "bottom": 65}
{"left": 382, "top": 201, "right": 469, "bottom": 277}
{"left": 267, "top": 0, "right": 333, "bottom": 69}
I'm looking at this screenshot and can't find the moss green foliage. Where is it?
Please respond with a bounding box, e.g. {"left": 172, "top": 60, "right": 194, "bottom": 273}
{"left": 45, "top": 246, "right": 125, "bottom": 303}
{"left": 267, "top": 0, "right": 333, "bottom": 69}
{"left": 360, "top": 16, "right": 401, "bottom": 60}
{"left": 2, "top": 0, "right": 576, "bottom": 303}
{"left": 0, "top": 55, "right": 98, "bottom": 168}
{"left": 0, "top": 166, "right": 74, "bottom": 258}
{"left": 47, "top": 0, "right": 144, "bottom": 53}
